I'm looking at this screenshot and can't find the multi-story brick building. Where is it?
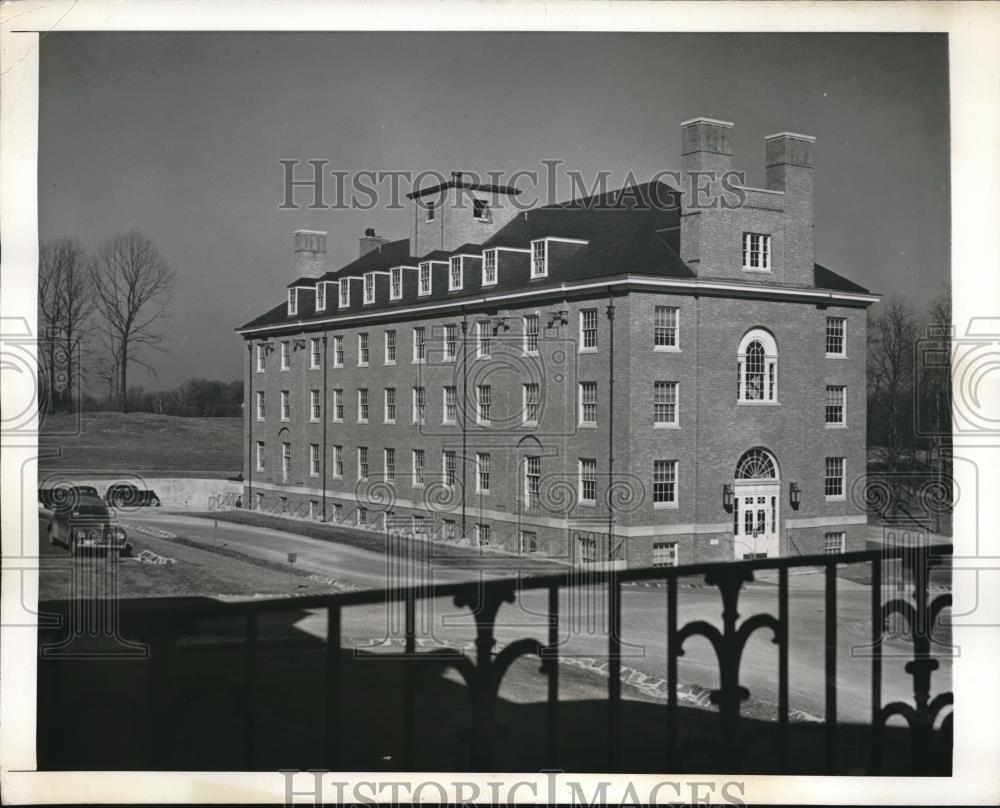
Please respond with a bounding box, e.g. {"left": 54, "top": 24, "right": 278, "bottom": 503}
{"left": 237, "top": 117, "right": 878, "bottom": 567}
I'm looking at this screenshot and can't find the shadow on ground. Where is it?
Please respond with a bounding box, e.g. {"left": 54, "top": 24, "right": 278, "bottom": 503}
{"left": 37, "top": 597, "right": 950, "bottom": 775}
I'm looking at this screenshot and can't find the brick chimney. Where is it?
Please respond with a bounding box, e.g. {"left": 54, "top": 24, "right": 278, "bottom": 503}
{"left": 293, "top": 229, "right": 326, "bottom": 278}
{"left": 679, "top": 117, "right": 734, "bottom": 270}
{"left": 359, "top": 227, "right": 390, "bottom": 257}
{"left": 766, "top": 132, "right": 815, "bottom": 284}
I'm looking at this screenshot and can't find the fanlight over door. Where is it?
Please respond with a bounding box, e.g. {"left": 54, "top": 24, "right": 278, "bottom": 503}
{"left": 733, "top": 448, "right": 780, "bottom": 559}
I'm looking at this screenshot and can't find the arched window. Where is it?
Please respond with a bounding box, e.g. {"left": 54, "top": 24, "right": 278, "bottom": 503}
{"left": 735, "top": 448, "right": 778, "bottom": 480}
{"left": 737, "top": 329, "right": 777, "bottom": 402}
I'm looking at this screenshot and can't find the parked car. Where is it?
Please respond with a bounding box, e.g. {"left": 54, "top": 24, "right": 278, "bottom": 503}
{"left": 105, "top": 483, "right": 161, "bottom": 508}
{"left": 46, "top": 494, "right": 128, "bottom": 557}
{"left": 38, "top": 485, "right": 100, "bottom": 510}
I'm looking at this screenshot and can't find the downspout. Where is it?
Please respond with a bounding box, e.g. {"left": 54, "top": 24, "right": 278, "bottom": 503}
{"left": 460, "top": 310, "right": 469, "bottom": 537}
{"left": 247, "top": 341, "right": 253, "bottom": 507}
{"left": 606, "top": 288, "right": 616, "bottom": 560}
{"left": 322, "top": 331, "right": 328, "bottom": 522}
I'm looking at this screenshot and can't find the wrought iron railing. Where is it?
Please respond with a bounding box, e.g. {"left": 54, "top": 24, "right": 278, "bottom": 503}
{"left": 40, "top": 543, "right": 952, "bottom": 773}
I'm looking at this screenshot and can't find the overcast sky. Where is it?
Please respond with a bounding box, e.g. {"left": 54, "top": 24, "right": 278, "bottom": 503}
{"left": 39, "top": 32, "right": 950, "bottom": 390}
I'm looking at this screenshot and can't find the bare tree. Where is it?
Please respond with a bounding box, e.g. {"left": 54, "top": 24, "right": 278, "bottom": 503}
{"left": 38, "top": 237, "right": 95, "bottom": 413}
{"left": 868, "top": 295, "right": 920, "bottom": 472}
{"left": 91, "top": 229, "right": 175, "bottom": 412}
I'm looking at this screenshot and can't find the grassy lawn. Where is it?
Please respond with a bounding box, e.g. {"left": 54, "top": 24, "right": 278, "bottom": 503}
{"left": 39, "top": 411, "right": 242, "bottom": 477}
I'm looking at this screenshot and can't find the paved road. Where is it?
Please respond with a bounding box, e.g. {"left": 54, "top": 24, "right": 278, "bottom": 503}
{"left": 40, "top": 508, "right": 952, "bottom": 724}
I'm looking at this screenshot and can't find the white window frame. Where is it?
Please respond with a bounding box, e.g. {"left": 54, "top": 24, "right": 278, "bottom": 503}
{"left": 256, "top": 344, "right": 266, "bottom": 372}
{"left": 280, "top": 341, "right": 290, "bottom": 371}
{"left": 653, "top": 381, "right": 679, "bottom": 427}
{"left": 523, "top": 314, "right": 539, "bottom": 354}
{"left": 256, "top": 441, "right": 265, "bottom": 471}
{"left": 742, "top": 232, "right": 772, "bottom": 272}
{"left": 412, "top": 326, "right": 426, "bottom": 363}
{"left": 443, "top": 386, "right": 457, "bottom": 425}
{"left": 280, "top": 390, "right": 290, "bottom": 422}
{"left": 309, "top": 444, "right": 320, "bottom": 477}
{"left": 482, "top": 249, "right": 498, "bottom": 286}
{"left": 384, "top": 329, "right": 396, "bottom": 364}
{"left": 412, "top": 386, "right": 425, "bottom": 425}
{"left": 281, "top": 442, "right": 291, "bottom": 482}
{"left": 530, "top": 239, "right": 548, "bottom": 279}
{"left": 332, "top": 445, "right": 343, "bottom": 478}
{"left": 652, "top": 541, "right": 679, "bottom": 568}
{"left": 475, "top": 523, "right": 491, "bottom": 547}
{"left": 358, "top": 333, "right": 369, "bottom": 366}
{"left": 523, "top": 383, "right": 540, "bottom": 425}
{"left": 579, "top": 458, "right": 597, "bottom": 505}
{"left": 309, "top": 338, "right": 321, "bottom": 369}
{"left": 519, "top": 530, "right": 537, "bottom": 554}
{"left": 384, "top": 447, "right": 396, "bottom": 481}
{"left": 363, "top": 272, "right": 376, "bottom": 304}
{"left": 579, "top": 309, "right": 598, "bottom": 352}
{"left": 825, "top": 385, "right": 847, "bottom": 427}
{"left": 389, "top": 267, "right": 402, "bottom": 301}
{"left": 476, "top": 321, "right": 491, "bottom": 359}
{"left": 826, "top": 317, "right": 847, "bottom": 358}
{"left": 357, "top": 446, "right": 369, "bottom": 481}
{"left": 332, "top": 389, "right": 344, "bottom": 422}
{"left": 824, "top": 531, "right": 847, "bottom": 555}
{"left": 578, "top": 382, "right": 597, "bottom": 426}
{"left": 476, "top": 384, "right": 491, "bottom": 425}
{"left": 443, "top": 324, "right": 457, "bottom": 361}
{"left": 255, "top": 390, "right": 265, "bottom": 421}
{"left": 357, "top": 388, "right": 369, "bottom": 423}
{"left": 654, "top": 306, "right": 679, "bottom": 351}
{"left": 384, "top": 387, "right": 396, "bottom": 423}
{"left": 418, "top": 262, "right": 432, "bottom": 296}
{"left": 653, "top": 459, "right": 678, "bottom": 508}
{"left": 476, "top": 452, "right": 491, "bottom": 494}
{"left": 315, "top": 282, "right": 327, "bottom": 312}
{"left": 287, "top": 288, "right": 298, "bottom": 316}
{"left": 412, "top": 449, "right": 425, "bottom": 487}
{"left": 332, "top": 335, "right": 344, "bottom": 367}
{"left": 338, "top": 277, "right": 350, "bottom": 308}
{"left": 442, "top": 450, "right": 456, "bottom": 488}
{"left": 309, "top": 389, "right": 321, "bottom": 422}
{"left": 736, "top": 329, "right": 778, "bottom": 404}
{"left": 524, "top": 456, "right": 541, "bottom": 507}
{"left": 449, "top": 256, "right": 463, "bottom": 291}
{"left": 825, "top": 457, "right": 846, "bottom": 501}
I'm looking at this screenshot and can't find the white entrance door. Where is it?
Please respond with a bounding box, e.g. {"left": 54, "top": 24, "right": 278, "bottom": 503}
{"left": 734, "top": 483, "right": 780, "bottom": 559}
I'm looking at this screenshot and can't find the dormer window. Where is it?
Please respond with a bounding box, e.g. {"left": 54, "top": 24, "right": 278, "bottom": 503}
{"left": 483, "top": 249, "right": 497, "bottom": 285}
{"left": 390, "top": 267, "right": 402, "bottom": 300}
{"left": 426, "top": 200, "right": 436, "bottom": 222}
{"left": 449, "top": 256, "right": 463, "bottom": 291}
{"left": 339, "top": 277, "right": 350, "bottom": 308}
{"left": 287, "top": 288, "right": 298, "bottom": 316}
{"left": 363, "top": 272, "right": 376, "bottom": 304}
{"left": 742, "top": 233, "right": 771, "bottom": 272}
{"left": 418, "top": 262, "right": 432, "bottom": 296}
{"left": 530, "top": 239, "right": 548, "bottom": 279}
{"left": 473, "top": 199, "right": 489, "bottom": 220}
{"left": 315, "top": 282, "right": 327, "bottom": 311}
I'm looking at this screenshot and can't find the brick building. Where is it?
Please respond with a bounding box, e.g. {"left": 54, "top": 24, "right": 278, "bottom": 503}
{"left": 237, "top": 117, "right": 878, "bottom": 567}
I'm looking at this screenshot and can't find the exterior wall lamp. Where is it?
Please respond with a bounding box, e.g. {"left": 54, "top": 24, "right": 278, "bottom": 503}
{"left": 723, "top": 484, "right": 734, "bottom": 511}
{"left": 790, "top": 481, "right": 801, "bottom": 510}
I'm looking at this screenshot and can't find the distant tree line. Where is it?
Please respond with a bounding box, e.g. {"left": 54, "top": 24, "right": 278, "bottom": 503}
{"left": 39, "top": 229, "right": 175, "bottom": 413}
{"left": 77, "top": 378, "right": 243, "bottom": 417}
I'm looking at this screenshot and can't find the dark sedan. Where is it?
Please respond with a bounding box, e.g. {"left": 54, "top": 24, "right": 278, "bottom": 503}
{"left": 45, "top": 495, "right": 128, "bottom": 558}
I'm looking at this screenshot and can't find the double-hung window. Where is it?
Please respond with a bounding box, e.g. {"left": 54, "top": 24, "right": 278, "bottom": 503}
{"left": 443, "top": 450, "right": 456, "bottom": 487}
{"left": 316, "top": 282, "right": 327, "bottom": 311}
{"left": 653, "top": 460, "right": 678, "bottom": 506}
{"left": 255, "top": 391, "right": 265, "bottom": 420}
{"left": 384, "top": 330, "right": 396, "bottom": 364}
{"left": 412, "top": 386, "right": 425, "bottom": 424}
{"left": 358, "top": 333, "right": 369, "bottom": 366}
{"left": 580, "top": 309, "right": 598, "bottom": 350}
{"left": 332, "top": 389, "right": 344, "bottom": 422}
{"left": 309, "top": 338, "right": 321, "bottom": 369}
{"left": 287, "top": 288, "right": 298, "bottom": 316}
{"left": 333, "top": 335, "right": 343, "bottom": 367}
{"left": 476, "top": 452, "right": 491, "bottom": 494}
{"left": 449, "top": 256, "right": 463, "bottom": 291}
{"left": 256, "top": 441, "right": 265, "bottom": 471}
{"left": 418, "top": 262, "right": 432, "bottom": 296}
{"left": 825, "top": 385, "right": 846, "bottom": 426}
{"left": 826, "top": 317, "right": 847, "bottom": 357}
{"left": 477, "top": 321, "right": 491, "bottom": 358}
{"left": 413, "top": 327, "right": 426, "bottom": 363}
{"left": 742, "top": 233, "right": 771, "bottom": 271}
{"left": 523, "top": 315, "right": 539, "bottom": 354}
{"left": 256, "top": 344, "right": 266, "bottom": 372}
{"left": 281, "top": 442, "right": 291, "bottom": 482}
{"left": 384, "top": 387, "right": 396, "bottom": 423}
{"left": 332, "top": 445, "right": 343, "bottom": 478}
{"left": 477, "top": 385, "right": 491, "bottom": 424}
{"left": 825, "top": 457, "right": 845, "bottom": 500}
{"left": 363, "top": 272, "right": 375, "bottom": 304}
{"left": 412, "top": 449, "right": 425, "bottom": 486}
{"left": 309, "top": 444, "right": 320, "bottom": 477}
{"left": 384, "top": 448, "right": 395, "bottom": 481}
{"left": 483, "top": 249, "right": 497, "bottom": 285}
{"left": 653, "top": 381, "right": 678, "bottom": 426}
{"left": 338, "top": 278, "right": 350, "bottom": 308}
{"left": 389, "top": 267, "right": 402, "bottom": 300}
{"left": 280, "top": 341, "right": 290, "bottom": 371}
{"left": 309, "top": 389, "right": 321, "bottom": 422}
{"left": 524, "top": 456, "right": 540, "bottom": 507}
{"left": 523, "top": 383, "right": 540, "bottom": 424}
{"left": 530, "top": 239, "right": 547, "bottom": 278}
{"left": 443, "top": 386, "right": 457, "bottom": 424}
{"left": 579, "top": 458, "right": 597, "bottom": 504}
{"left": 443, "top": 324, "right": 457, "bottom": 361}
{"left": 280, "top": 390, "right": 290, "bottom": 421}
{"left": 654, "top": 306, "right": 678, "bottom": 349}
{"left": 579, "top": 382, "right": 597, "bottom": 426}
{"left": 358, "top": 447, "right": 369, "bottom": 480}
{"left": 357, "top": 388, "right": 369, "bottom": 423}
